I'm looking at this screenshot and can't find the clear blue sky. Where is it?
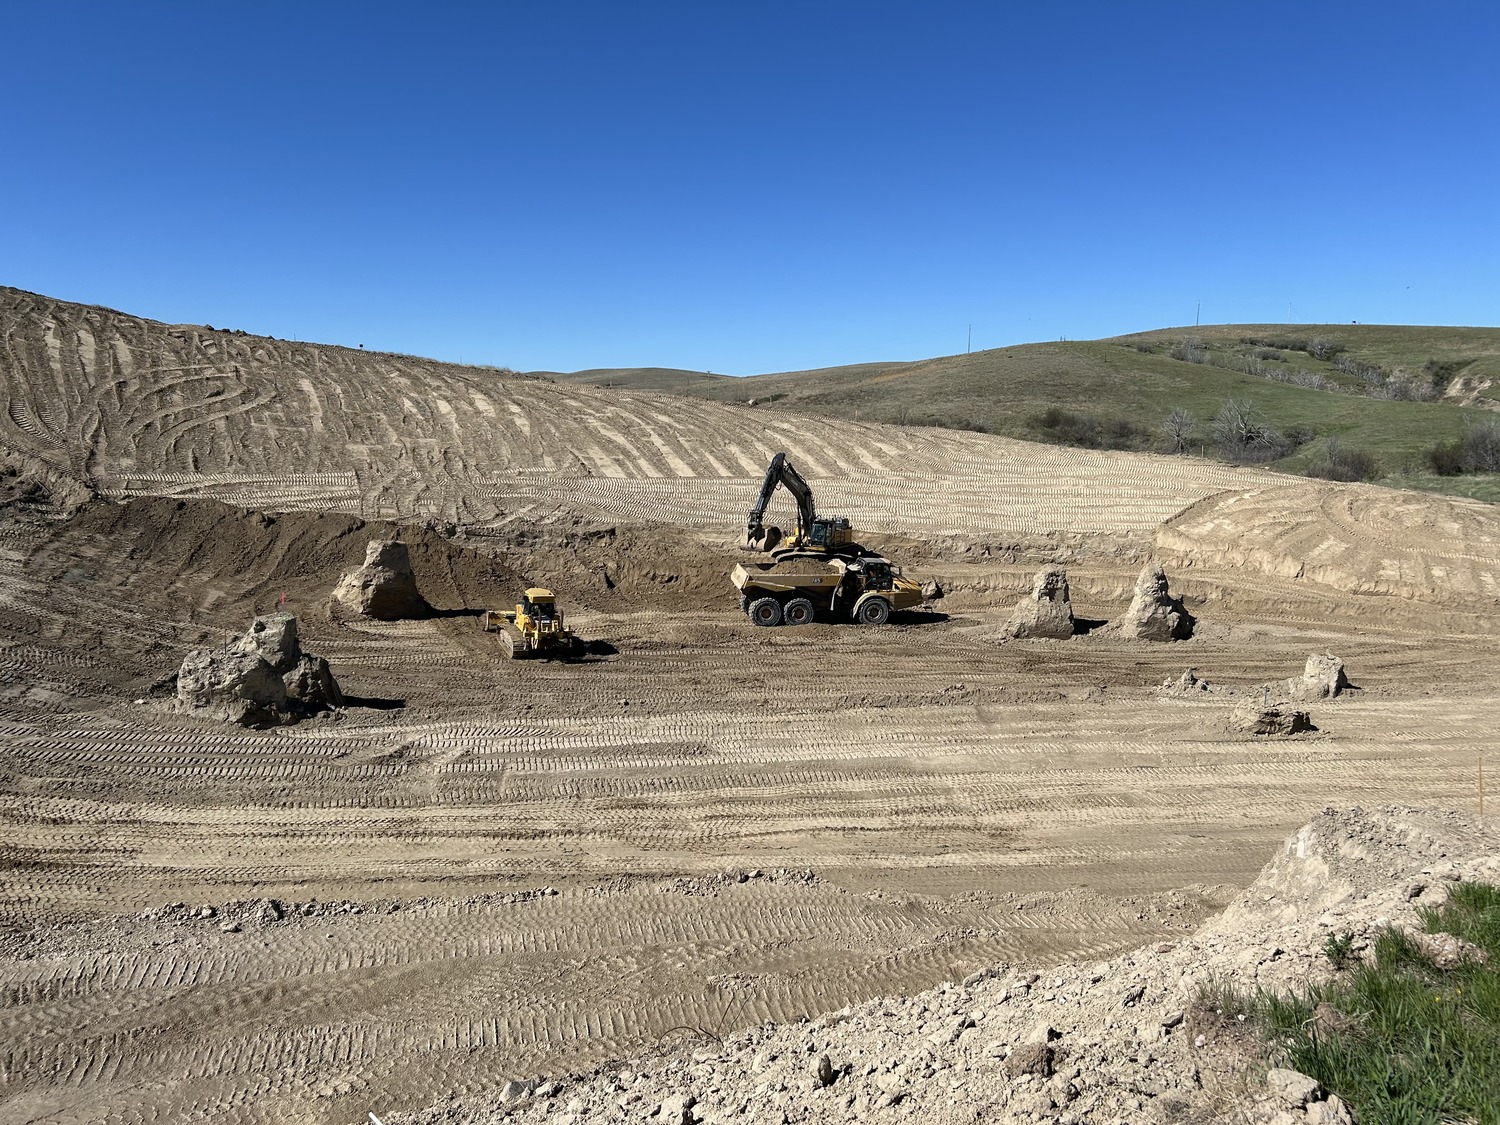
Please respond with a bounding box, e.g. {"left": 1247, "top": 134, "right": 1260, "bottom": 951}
{"left": 3, "top": 2, "right": 1496, "bottom": 373}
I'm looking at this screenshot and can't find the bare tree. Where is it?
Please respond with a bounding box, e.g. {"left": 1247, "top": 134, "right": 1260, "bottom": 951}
{"left": 1212, "top": 397, "right": 1283, "bottom": 461}
{"left": 1160, "top": 407, "right": 1196, "bottom": 454}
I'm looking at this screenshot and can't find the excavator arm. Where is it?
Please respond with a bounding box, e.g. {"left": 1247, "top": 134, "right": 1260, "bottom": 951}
{"left": 745, "top": 451, "right": 817, "bottom": 550}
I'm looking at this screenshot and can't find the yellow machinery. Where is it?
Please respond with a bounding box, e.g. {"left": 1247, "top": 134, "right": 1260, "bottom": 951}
{"left": 743, "top": 451, "right": 860, "bottom": 559}
{"left": 482, "top": 588, "right": 579, "bottom": 659}
{"left": 732, "top": 558, "right": 923, "bottom": 626}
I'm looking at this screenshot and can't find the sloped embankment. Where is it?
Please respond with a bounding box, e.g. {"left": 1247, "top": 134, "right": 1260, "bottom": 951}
{"left": 395, "top": 806, "right": 1497, "bottom": 1125}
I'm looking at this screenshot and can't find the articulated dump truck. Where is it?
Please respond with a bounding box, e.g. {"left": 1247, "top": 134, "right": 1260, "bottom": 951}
{"left": 733, "top": 450, "right": 930, "bottom": 627}
{"left": 732, "top": 556, "right": 924, "bottom": 627}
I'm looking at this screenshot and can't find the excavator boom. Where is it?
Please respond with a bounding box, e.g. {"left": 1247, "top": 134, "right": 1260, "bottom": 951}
{"left": 744, "top": 451, "right": 817, "bottom": 550}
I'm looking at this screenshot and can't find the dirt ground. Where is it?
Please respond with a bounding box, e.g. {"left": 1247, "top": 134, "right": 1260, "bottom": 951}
{"left": 2, "top": 289, "right": 1499, "bottom": 1123}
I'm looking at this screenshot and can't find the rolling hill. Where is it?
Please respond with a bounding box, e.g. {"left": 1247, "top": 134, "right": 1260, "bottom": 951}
{"left": 551, "top": 324, "right": 1500, "bottom": 500}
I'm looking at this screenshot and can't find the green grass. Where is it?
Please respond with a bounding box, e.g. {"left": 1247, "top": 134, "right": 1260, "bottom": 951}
{"left": 1237, "top": 882, "right": 1500, "bottom": 1125}
{"left": 554, "top": 328, "right": 1500, "bottom": 495}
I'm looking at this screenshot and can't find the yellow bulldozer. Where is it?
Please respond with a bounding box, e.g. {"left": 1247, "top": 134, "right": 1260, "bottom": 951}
{"left": 482, "top": 588, "right": 579, "bottom": 659}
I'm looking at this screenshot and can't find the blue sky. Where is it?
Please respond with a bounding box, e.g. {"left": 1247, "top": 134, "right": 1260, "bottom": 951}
{"left": 3, "top": 2, "right": 1496, "bottom": 373}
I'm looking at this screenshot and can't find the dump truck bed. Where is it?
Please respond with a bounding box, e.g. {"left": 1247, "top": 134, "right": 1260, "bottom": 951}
{"left": 731, "top": 561, "right": 844, "bottom": 594}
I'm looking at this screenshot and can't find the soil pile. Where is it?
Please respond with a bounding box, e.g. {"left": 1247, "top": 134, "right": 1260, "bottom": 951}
{"left": 177, "top": 613, "right": 341, "bottom": 727}
{"left": 1229, "top": 704, "right": 1315, "bottom": 736}
{"left": 1114, "top": 562, "right": 1194, "bottom": 641}
{"left": 1002, "top": 566, "right": 1074, "bottom": 639}
{"left": 1292, "top": 654, "right": 1349, "bottom": 702}
{"left": 332, "top": 539, "right": 430, "bottom": 619}
{"left": 394, "top": 806, "right": 1498, "bottom": 1125}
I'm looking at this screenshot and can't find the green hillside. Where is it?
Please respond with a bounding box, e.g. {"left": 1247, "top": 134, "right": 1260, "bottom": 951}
{"left": 550, "top": 324, "right": 1500, "bottom": 501}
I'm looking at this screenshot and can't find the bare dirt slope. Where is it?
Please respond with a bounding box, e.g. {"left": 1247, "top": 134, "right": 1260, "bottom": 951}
{"left": 1, "top": 289, "right": 1498, "bottom": 1124}
{"left": 390, "top": 806, "right": 1500, "bottom": 1125}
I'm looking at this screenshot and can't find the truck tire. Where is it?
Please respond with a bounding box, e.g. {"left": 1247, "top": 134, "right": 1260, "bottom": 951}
{"left": 854, "top": 596, "right": 891, "bottom": 626}
{"left": 740, "top": 593, "right": 751, "bottom": 615}
{"left": 783, "top": 597, "right": 816, "bottom": 626}
{"left": 748, "top": 597, "right": 783, "bottom": 627}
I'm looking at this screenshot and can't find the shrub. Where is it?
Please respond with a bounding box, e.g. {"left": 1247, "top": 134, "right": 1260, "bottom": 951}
{"left": 1463, "top": 417, "right": 1500, "bottom": 472}
{"left": 1426, "top": 418, "right": 1500, "bottom": 475}
{"left": 1030, "top": 407, "right": 1144, "bottom": 451}
{"left": 1160, "top": 407, "right": 1196, "bottom": 454}
{"left": 1211, "top": 397, "right": 1305, "bottom": 463}
{"left": 1306, "top": 438, "right": 1380, "bottom": 483}
{"left": 1306, "top": 336, "right": 1346, "bottom": 361}
{"left": 1323, "top": 930, "right": 1356, "bottom": 969}
{"left": 1427, "top": 440, "right": 1467, "bottom": 476}
{"left": 1169, "top": 341, "right": 1209, "bottom": 364}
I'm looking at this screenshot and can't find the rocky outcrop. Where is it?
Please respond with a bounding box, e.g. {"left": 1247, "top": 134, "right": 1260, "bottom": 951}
{"left": 178, "top": 614, "right": 342, "bottom": 727}
{"left": 331, "top": 539, "right": 429, "bottom": 620}
{"left": 1115, "top": 562, "right": 1194, "bottom": 641}
{"left": 1002, "top": 566, "right": 1074, "bottom": 639}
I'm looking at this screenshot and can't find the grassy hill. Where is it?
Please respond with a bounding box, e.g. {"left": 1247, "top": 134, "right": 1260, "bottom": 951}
{"left": 551, "top": 324, "right": 1500, "bottom": 501}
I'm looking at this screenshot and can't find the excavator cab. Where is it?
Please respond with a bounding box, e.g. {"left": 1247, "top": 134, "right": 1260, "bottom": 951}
{"left": 801, "top": 516, "right": 854, "bottom": 551}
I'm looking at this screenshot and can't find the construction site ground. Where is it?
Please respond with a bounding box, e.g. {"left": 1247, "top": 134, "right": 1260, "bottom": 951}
{"left": 1, "top": 288, "right": 1498, "bottom": 1123}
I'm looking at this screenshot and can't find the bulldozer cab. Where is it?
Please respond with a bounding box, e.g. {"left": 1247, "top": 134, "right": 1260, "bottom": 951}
{"left": 520, "top": 588, "right": 558, "bottom": 624}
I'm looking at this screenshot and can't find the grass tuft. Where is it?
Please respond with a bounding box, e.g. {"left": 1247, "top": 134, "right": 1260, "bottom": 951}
{"left": 1235, "top": 881, "right": 1500, "bottom": 1125}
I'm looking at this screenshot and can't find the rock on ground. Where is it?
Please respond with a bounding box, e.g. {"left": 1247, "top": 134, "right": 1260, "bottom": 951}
{"left": 390, "top": 806, "right": 1498, "bottom": 1125}
{"left": 176, "top": 646, "right": 289, "bottom": 728}
{"left": 1115, "top": 562, "right": 1194, "bottom": 641}
{"left": 332, "top": 539, "right": 429, "bottom": 620}
{"left": 1003, "top": 566, "right": 1074, "bottom": 639}
{"left": 1230, "top": 705, "right": 1315, "bottom": 736}
{"left": 178, "top": 614, "right": 342, "bottom": 726}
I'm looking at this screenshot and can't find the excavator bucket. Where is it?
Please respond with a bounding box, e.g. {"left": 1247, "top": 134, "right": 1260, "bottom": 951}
{"left": 742, "top": 526, "right": 782, "bottom": 553}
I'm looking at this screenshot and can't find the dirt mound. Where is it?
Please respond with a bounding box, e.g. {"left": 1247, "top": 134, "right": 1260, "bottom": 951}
{"left": 177, "top": 613, "right": 342, "bottom": 727}
{"left": 1229, "top": 704, "right": 1315, "bottom": 736}
{"left": 27, "top": 496, "right": 519, "bottom": 626}
{"left": 1002, "top": 565, "right": 1074, "bottom": 639}
{"left": 1112, "top": 562, "right": 1194, "bottom": 641}
{"left": 1158, "top": 483, "right": 1500, "bottom": 608}
{"left": 332, "top": 539, "right": 430, "bottom": 619}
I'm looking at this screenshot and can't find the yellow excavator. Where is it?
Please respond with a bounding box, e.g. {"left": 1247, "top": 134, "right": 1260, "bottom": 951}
{"left": 743, "top": 451, "right": 861, "bottom": 559}
{"left": 482, "top": 588, "right": 579, "bottom": 659}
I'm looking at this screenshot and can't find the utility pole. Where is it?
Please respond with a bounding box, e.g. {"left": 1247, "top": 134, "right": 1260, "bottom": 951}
{"left": 1195, "top": 302, "right": 1200, "bottom": 327}
{"left": 967, "top": 325, "right": 971, "bottom": 354}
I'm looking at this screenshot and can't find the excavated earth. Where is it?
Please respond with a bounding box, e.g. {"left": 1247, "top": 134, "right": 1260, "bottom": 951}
{"left": 1, "top": 288, "right": 1499, "bottom": 1124}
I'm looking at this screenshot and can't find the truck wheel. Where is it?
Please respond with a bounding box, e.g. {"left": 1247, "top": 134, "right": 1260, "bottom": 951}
{"left": 740, "top": 593, "right": 751, "bottom": 615}
{"left": 855, "top": 596, "right": 891, "bottom": 626}
{"left": 783, "top": 597, "right": 815, "bottom": 626}
{"left": 747, "top": 597, "right": 783, "bottom": 627}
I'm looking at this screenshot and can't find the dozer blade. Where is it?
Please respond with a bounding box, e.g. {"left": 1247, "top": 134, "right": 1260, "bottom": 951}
{"left": 500, "top": 630, "right": 519, "bottom": 659}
